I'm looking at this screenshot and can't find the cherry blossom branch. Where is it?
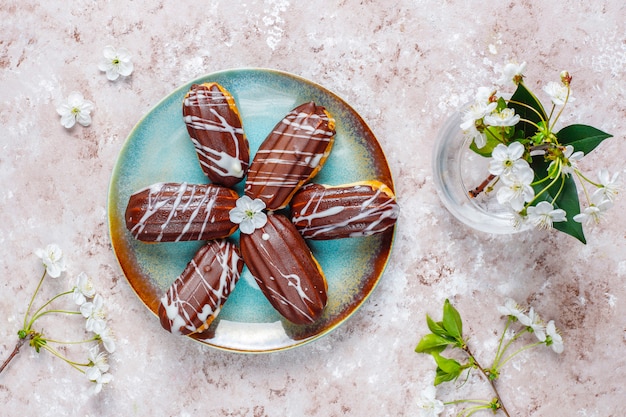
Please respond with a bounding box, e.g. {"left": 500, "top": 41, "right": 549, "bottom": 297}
{"left": 0, "top": 337, "right": 27, "bottom": 375}
{"left": 464, "top": 345, "right": 512, "bottom": 417}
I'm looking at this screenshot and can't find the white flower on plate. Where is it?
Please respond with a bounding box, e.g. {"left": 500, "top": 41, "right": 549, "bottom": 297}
{"left": 72, "top": 272, "right": 96, "bottom": 305}
{"left": 56, "top": 92, "right": 94, "bottom": 128}
{"left": 543, "top": 81, "right": 574, "bottom": 106}
{"left": 497, "top": 167, "right": 535, "bottom": 211}
{"left": 35, "top": 243, "right": 67, "bottom": 278}
{"left": 545, "top": 320, "right": 564, "bottom": 354}
{"left": 98, "top": 45, "right": 134, "bottom": 81}
{"left": 526, "top": 201, "right": 567, "bottom": 230}
{"left": 81, "top": 294, "right": 107, "bottom": 334}
{"left": 229, "top": 196, "right": 268, "bottom": 234}
{"left": 416, "top": 385, "right": 444, "bottom": 417}
{"left": 488, "top": 142, "right": 529, "bottom": 176}
{"left": 484, "top": 107, "right": 520, "bottom": 127}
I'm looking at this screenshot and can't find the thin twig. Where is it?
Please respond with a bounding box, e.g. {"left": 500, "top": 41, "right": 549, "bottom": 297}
{"left": 469, "top": 174, "right": 496, "bottom": 198}
{"left": 464, "top": 345, "right": 512, "bottom": 417}
{"left": 0, "top": 338, "right": 27, "bottom": 375}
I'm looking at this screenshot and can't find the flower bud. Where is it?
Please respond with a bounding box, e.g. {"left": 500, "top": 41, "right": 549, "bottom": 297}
{"left": 560, "top": 70, "right": 572, "bottom": 86}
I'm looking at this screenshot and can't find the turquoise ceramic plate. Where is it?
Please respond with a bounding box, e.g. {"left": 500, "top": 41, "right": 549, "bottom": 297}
{"left": 108, "top": 68, "right": 395, "bottom": 353}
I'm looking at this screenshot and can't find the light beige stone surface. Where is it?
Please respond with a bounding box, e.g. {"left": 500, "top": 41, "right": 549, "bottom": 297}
{"left": 1, "top": 1, "right": 625, "bottom": 416}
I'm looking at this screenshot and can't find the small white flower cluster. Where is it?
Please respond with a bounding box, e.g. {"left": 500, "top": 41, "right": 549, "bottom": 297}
{"left": 460, "top": 62, "right": 620, "bottom": 234}
{"left": 497, "top": 298, "right": 563, "bottom": 354}
{"left": 56, "top": 45, "right": 134, "bottom": 129}
{"left": 75, "top": 273, "right": 116, "bottom": 394}
{"left": 35, "top": 244, "right": 115, "bottom": 394}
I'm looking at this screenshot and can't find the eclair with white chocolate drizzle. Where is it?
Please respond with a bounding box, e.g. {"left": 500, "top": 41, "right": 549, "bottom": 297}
{"left": 290, "top": 181, "right": 399, "bottom": 240}
{"left": 240, "top": 213, "right": 328, "bottom": 325}
{"left": 183, "top": 83, "right": 250, "bottom": 187}
{"left": 245, "top": 102, "right": 335, "bottom": 210}
{"left": 158, "top": 240, "right": 243, "bottom": 335}
{"left": 125, "top": 182, "right": 238, "bottom": 242}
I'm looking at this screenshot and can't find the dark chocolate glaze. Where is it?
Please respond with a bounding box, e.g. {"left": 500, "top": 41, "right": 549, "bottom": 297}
{"left": 158, "top": 240, "right": 243, "bottom": 335}
{"left": 240, "top": 213, "right": 328, "bottom": 325}
{"left": 183, "top": 83, "right": 250, "bottom": 188}
{"left": 291, "top": 181, "right": 399, "bottom": 240}
{"left": 125, "top": 182, "right": 238, "bottom": 242}
{"left": 244, "top": 102, "right": 335, "bottom": 210}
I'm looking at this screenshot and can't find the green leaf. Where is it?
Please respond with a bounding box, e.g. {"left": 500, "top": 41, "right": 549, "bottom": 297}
{"left": 434, "top": 368, "right": 458, "bottom": 385}
{"left": 426, "top": 315, "right": 449, "bottom": 337}
{"left": 432, "top": 353, "right": 462, "bottom": 385}
{"left": 442, "top": 299, "right": 463, "bottom": 341}
{"left": 415, "top": 333, "right": 454, "bottom": 354}
{"left": 556, "top": 124, "right": 612, "bottom": 155}
{"left": 469, "top": 126, "right": 503, "bottom": 157}
{"left": 531, "top": 156, "right": 586, "bottom": 243}
{"left": 508, "top": 82, "right": 548, "bottom": 139}
{"left": 551, "top": 175, "right": 586, "bottom": 243}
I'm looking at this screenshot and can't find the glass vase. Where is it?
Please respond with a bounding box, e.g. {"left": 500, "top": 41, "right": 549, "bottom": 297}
{"left": 432, "top": 106, "right": 529, "bottom": 234}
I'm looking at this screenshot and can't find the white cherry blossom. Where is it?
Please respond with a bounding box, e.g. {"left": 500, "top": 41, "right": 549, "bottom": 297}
{"left": 593, "top": 169, "right": 620, "bottom": 202}
{"left": 98, "top": 45, "right": 134, "bottom": 81}
{"left": 97, "top": 327, "right": 117, "bottom": 354}
{"left": 86, "top": 345, "right": 109, "bottom": 382}
{"left": 488, "top": 142, "right": 529, "bottom": 176}
{"left": 484, "top": 107, "right": 520, "bottom": 127}
{"left": 497, "top": 61, "right": 527, "bottom": 86}
{"left": 573, "top": 194, "right": 613, "bottom": 226}
{"left": 462, "top": 121, "right": 488, "bottom": 148}
{"left": 416, "top": 386, "right": 444, "bottom": 417}
{"left": 35, "top": 244, "right": 66, "bottom": 278}
{"left": 561, "top": 145, "right": 584, "bottom": 175}
{"left": 56, "top": 92, "right": 94, "bottom": 128}
{"left": 518, "top": 307, "right": 546, "bottom": 342}
{"left": 72, "top": 272, "right": 96, "bottom": 305}
{"left": 497, "top": 298, "right": 526, "bottom": 321}
{"left": 460, "top": 100, "right": 497, "bottom": 131}
{"left": 80, "top": 294, "right": 107, "bottom": 334}
{"left": 475, "top": 86, "right": 495, "bottom": 103}
{"left": 543, "top": 81, "right": 574, "bottom": 106}
{"left": 497, "top": 167, "right": 535, "bottom": 211}
{"left": 229, "top": 196, "right": 268, "bottom": 234}
{"left": 526, "top": 201, "right": 567, "bottom": 229}
{"left": 90, "top": 372, "right": 113, "bottom": 395}
{"left": 545, "top": 320, "right": 564, "bottom": 354}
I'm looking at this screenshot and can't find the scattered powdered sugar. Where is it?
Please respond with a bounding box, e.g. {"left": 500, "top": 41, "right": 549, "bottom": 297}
{"left": 263, "top": 0, "right": 289, "bottom": 50}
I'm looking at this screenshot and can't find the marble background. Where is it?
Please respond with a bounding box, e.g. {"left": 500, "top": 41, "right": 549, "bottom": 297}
{"left": 1, "top": 0, "right": 625, "bottom": 416}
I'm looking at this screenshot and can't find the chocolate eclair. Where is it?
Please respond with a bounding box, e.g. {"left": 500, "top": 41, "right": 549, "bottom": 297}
{"left": 240, "top": 213, "right": 328, "bottom": 325}
{"left": 159, "top": 240, "right": 243, "bottom": 335}
{"left": 183, "top": 83, "right": 250, "bottom": 187}
{"left": 125, "top": 182, "right": 238, "bottom": 242}
{"left": 245, "top": 102, "right": 335, "bottom": 210}
{"left": 290, "top": 181, "right": 399, "bottom": 240}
